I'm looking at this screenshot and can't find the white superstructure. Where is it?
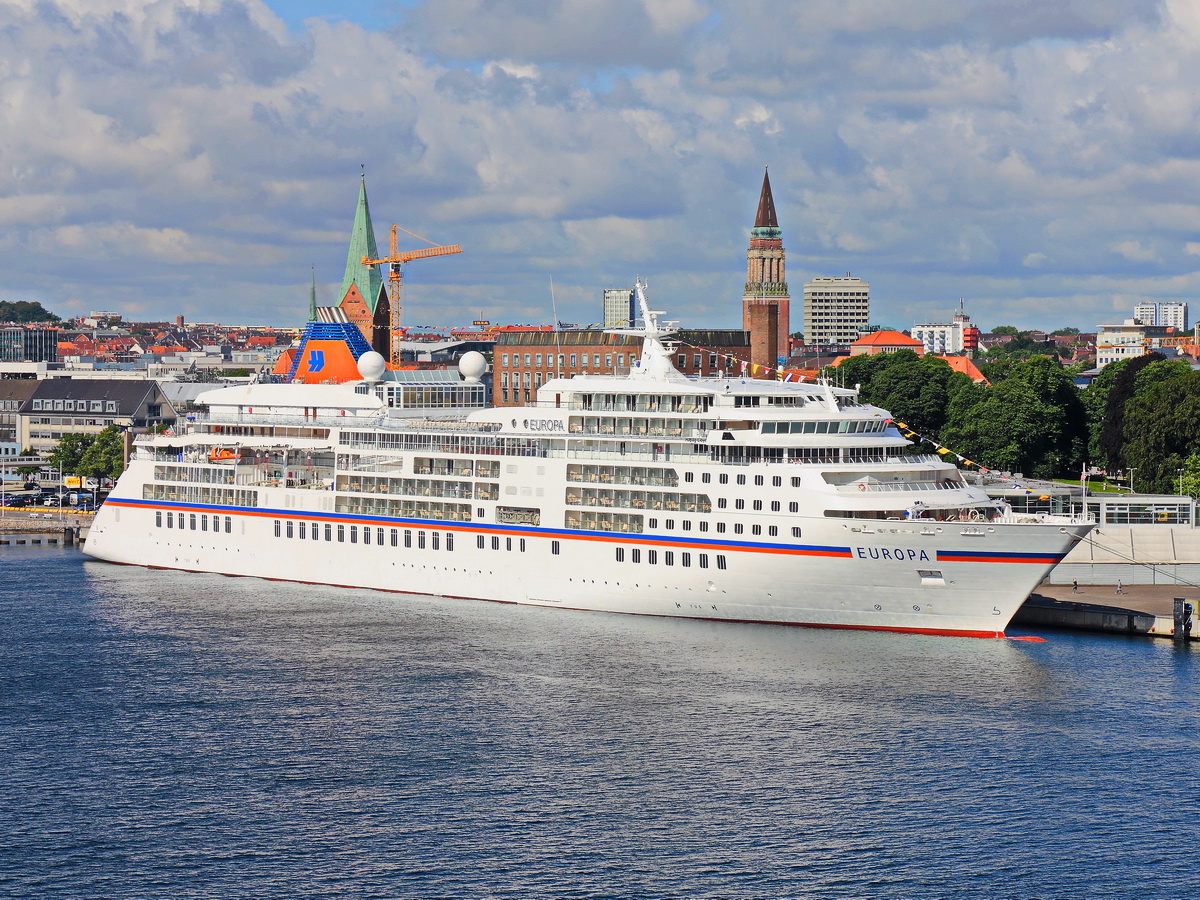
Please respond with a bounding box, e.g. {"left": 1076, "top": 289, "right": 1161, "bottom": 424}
{"left": 85, "top": 282, "right": 1092, "bottom": 637}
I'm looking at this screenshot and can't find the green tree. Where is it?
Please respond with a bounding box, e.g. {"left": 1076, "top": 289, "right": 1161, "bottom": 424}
{"left": 1097, "top": 352, "right": 1165, "bottom": 470}
{"left": 77, "top": 426, "right": 126, "bottom": 480}
{"left": 826, "top": 350, "right": 971, "bottom": 438}
{"left": 1120, "top": 370, "right": 1200, "bottom": 493}
{"left": 0, "top": 300, "right": 61, "bottom": 323}
{"left": 941, "top": 379, "right": 1064, "bottom": 477}
{"left": 990, "top": 325, "right": 1019, "bottom": 336}
{"left": 1180, "top": 453, "right": 1200, "bottom": 498}
{"left": 46, "top": 432, "right": 95, "bottom": 475}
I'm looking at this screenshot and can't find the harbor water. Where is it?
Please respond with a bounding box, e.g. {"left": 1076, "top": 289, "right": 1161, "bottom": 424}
{"left": 2, "top": 546, "right": 1197, "bottom": 898}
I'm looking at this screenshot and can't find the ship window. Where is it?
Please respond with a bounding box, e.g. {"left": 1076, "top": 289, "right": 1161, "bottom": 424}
{"left": 772, "top": 476, "right": 781, "bottom": 487}
{"left": 682, "top": 552, "right": 691, "bottom": 567}
{"left": 419, "top": 531, "right": 426, "bottom": 549}
{"left": 448, "top": 532, "right": 455, "bottom": 551}
{"left": 792, "top": 527, "right": 802, "bottom": 537}
{"left": 753, "top": 500, "right": 762, "bottom": 510}
{"left": 631, "top": 548, "right": 641, "bottom": 563}
{"left": 716, "top": 523, "right": 726, "bottom": 533}
{"left": 201, "top": 516, "right": 208, "bottom": 532}
{"left": 506, "top": 537, "right": 512, "bottom": 551}
{"left": 664, "top": 551, "right": 674, "bottom": 566}
{"left": 478, "top": 535, "right": 486, "bottom": 549}
{"left": 734, "top": 524, "right": 744, "bottom": 534}
{"left": 769, "top": 526, "right": 778, "bottom": 536}
{"left": 156, "top": 511, "right": 162, "bottom": 527}
{"left": 792, "top": 477, "right": 801, "bottom": 487}
{"left": 432, "top": 532, "right": 439, "bottom": 550}
{"left": 166, "top": 511, "right": 173, "bottom": 528}
{"left": 719, "top": 474, "right": 728, "bottom": 484}
{"left": 362, "top": 526, "right": 371, "bottom": 545}
{"left": 405, "top": 529, "right": 412, "bottom": 548}
{"left": 392, "top": 529, "right": 399, "bottom": 547}
{"left": 350, "top": 526, "right": 358, "bottom": 544}
{"left": 492, "top": 536, "right": 500, "bottom": 550}
{"left": 702, "top": 473, "right": 711, "bottom": 483}
{"left": 273, "top": 518, "right": 278, "bottom": 537}
{"left": 648, "top": 549, "right": 657, "bottom": 564}
{"left": 771, "top": 501, "right": 780, "bottom": 512}
{"left": 665, "top": 519, "right": 674, "bottom": 530}
{"left": 685, "top": 472, "right": 694, "bottom": 482}
{"left": 338, "top": 525, "right": 345, "bottom": 542}
{"left": 737, "top": 475, "right": 746, "bottom": 485}
{"left": 752, "top": 525, "right": 761, "bottom": 535}
{"left": 552, "top": 540, "right": 560, "bottom": 555}
{"left": 520, "top": 539, "right": 526, "bottom": 552}
{"left": 789, "top": 502, "right": 799, "bottom": 513}
{"left": 735, "top": 499, "right": 744, "bottom": 510}
{"left": 648, "top": 517, "right": 658, "bottom": 529}
{"left": 284, "top": 520, "right": 292, "bottom": 538}
{"left": 227, "top": 517, "right": 233, "bottom": 533}
{"left": 755, "top": 475, "right": 764, "bottom": 486}
{"left": 616, "top": 547, "right": 625, "bottom": 562}
{"left": 682, "top": 521, "right": 691, "bottom": 531}
{"left": 718, "top": 498, "right": 727, "bottom": 509}
{"left": 699, "top": 522, "right": 709, "bottom": 532}
{"left": 325, "top": 524, "right": 333, "bottom": 541}
{"left": 717, "top": 555, "right": 727, "bottom": 570}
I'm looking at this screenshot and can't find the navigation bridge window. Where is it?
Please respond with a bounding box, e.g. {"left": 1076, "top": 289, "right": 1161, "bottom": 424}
{"left": 761, "top": 420, "right": 887, "bottom": 434}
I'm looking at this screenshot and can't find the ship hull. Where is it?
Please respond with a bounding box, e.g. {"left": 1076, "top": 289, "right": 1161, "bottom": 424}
{"left": 85, "top": 493, "right": 1087, "bottom": 638}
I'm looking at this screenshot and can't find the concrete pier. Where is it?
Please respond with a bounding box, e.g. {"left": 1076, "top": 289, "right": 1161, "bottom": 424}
{"left": 1016, "top": 583, "right": 1197, "bottom": 640}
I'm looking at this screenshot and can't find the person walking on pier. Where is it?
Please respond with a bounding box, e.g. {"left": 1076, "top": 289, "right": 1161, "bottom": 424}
{"left": 1116, "top": 580, "right": 1124, "bottom": 595}
{"left": 1072, "top": 579, "right": 1079, "bottom": 594}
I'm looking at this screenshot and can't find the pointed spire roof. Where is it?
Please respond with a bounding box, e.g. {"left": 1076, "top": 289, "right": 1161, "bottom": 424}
{"left": 339, "top": 175, "right": 385, "bottom": 312}
{"left": 754, "top": 167, "right": 778, "bottom": 229}
{"left": 308, "top": 266, "right": 317, "bottom": 322}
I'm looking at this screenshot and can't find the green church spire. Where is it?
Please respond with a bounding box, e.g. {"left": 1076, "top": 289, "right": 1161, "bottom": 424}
{"left": 339, "top": 174, "right": 385, "bottom": 312}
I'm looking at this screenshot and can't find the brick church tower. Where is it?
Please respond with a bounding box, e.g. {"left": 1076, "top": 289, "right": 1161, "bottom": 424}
{"left": 742, "top": 168, "right": 790, "bottom": 360}
{"left": 337, "top": 175, "right": 391, "bottom": 356}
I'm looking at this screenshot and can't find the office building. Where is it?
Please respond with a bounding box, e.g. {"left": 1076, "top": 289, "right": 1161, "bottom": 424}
{"left": 802, "top": 275, "right": 869, "bottom": 347}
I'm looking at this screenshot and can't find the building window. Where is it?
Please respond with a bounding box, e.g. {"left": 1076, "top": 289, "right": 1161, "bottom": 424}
{"left": 570, "top": 354, "right": 577, "bottom": 367}
{"left": 501, "top": 353, "right": 509, "bottom": 367}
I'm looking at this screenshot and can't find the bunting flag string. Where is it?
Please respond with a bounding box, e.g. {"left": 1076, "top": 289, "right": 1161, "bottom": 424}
{"left": 876, "top": 420, "right": 1049, "bottom": 494}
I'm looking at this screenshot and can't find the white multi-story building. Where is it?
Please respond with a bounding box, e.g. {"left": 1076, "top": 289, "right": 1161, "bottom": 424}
{"left": 1132, "top": 301, "right": 1188, "bottom": 330}
{"left": 1095, "top": 319, "right": 1176, "bottom": 368}
{"left": 803, "top": 275, "right": 869, "bottom": 346}
{"left": 911, "top": 301, "right": 980, "bottom": 355}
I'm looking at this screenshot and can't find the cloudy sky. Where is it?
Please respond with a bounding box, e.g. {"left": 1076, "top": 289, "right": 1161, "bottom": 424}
{"left": 3, "top": 0, "right": 1199, "bottom": 333}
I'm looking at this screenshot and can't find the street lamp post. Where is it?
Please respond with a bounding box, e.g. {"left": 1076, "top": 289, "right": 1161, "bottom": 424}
{"left": 1179, "top": 468, "right": 1184, "bottom": 496}
{"left": 1128, "top": 467, "right": 1137, "bottom": 494}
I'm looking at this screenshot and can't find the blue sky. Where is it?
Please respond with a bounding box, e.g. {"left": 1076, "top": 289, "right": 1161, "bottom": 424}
{"left": 1, "top": 0, "right": 1197, "bottom": 334}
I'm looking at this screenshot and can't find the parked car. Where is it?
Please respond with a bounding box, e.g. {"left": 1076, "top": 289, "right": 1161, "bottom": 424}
{"left": 1, "top": 495, "right": 30, "bottom": 508}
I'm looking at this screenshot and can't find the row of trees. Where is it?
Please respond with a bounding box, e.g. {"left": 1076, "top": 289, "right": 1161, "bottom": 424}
{"left": 829, "top": 350, "right": 1200, "bottom": 494}
{"left": 44, "top": 426, "right": 126, "bottom": 480}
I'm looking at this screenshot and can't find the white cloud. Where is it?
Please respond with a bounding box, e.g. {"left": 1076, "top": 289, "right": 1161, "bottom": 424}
{"left": 0, "top": 0, "right": 1198, "bottom": 331}
{"left": 1112, "top": 240, "right": 1161, "bottom": 262}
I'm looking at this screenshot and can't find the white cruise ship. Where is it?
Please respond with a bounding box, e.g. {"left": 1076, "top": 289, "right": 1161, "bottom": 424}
{"left": 85, "top": 284, "right": 1092, "bottom": 637}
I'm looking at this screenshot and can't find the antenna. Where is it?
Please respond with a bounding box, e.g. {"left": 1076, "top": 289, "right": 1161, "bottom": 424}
{"left": 550, "top": 275, "right": 562, "bottom": 379}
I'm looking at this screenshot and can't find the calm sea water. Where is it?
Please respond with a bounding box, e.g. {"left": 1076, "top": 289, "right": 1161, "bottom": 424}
{"left": 1, "top": 546, "right": 1197, "bottom": 899}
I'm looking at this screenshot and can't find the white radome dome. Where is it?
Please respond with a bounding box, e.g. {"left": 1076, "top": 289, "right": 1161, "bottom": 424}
{"left": 357, "top": 351, "right": 387, "bottom": 382}
{"left": 458, "top": 351, "right": 488, "bottom": 382}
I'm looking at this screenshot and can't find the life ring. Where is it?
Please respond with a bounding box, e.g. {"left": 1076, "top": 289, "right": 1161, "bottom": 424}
{"left": 858, "top": 483, "right": 867, "bottom": 492}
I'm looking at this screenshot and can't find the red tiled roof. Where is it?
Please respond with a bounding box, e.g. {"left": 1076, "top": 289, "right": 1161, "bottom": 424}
{"left": 851, "top": 330, "right": 923, "bottom": 347}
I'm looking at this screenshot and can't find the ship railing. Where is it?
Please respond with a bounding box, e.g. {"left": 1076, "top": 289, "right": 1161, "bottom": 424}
{"left": 839, "top": 480, "right": 966, "bottom": 493}
{"left": 992, "top": 510, "right": 1094, "bottom": 526}
{"left": 191, "top": 412, "right": 387, "bottom": 428}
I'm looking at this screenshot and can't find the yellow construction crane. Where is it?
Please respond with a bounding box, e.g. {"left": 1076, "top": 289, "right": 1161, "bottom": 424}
{"left": 362, "top": 224, "right": 462, "bottom": 368}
